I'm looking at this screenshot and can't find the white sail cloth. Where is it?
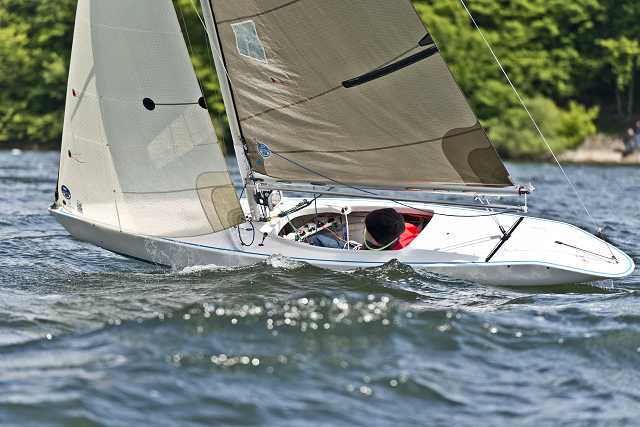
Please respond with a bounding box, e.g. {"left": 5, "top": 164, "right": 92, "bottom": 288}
{"left": 209, "top": 0, "right": 512, "bottom": 188}
{"left": 57, "top": 0, "right": 243, "bottom": 237}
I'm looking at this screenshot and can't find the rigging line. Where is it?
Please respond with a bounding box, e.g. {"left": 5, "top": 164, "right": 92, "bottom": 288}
{"left": 190, "top": 0, "right": 239, "bottom": 145}
{"left": 236, "top": 178, "right": 254, "bottom": 246}
{"left": 177, "top": 1, "right": 206, "bottom": 96}
{"left": 192, "top": 0, "right": 220, "bottom": 92}
{"left": 478, "top": 195, "right": 506, "bottom": 235}
{"left": 435, "top": 235, "right": 502, "bottom": 252}
{"left": 457, "top": 1, "right": 599, "bottom": 232}
{"left": 268, "top": 149, "right": 521, "bottom": 218}
{"left": 189, "top": 0, "right": 218, "bottom": 77}
{"left": 190, "top": 0, "right": 233, "bottom": 85}
{"left": 271, "top": 126, "right": 480, "bottom": 155}
{"left": 195, "top": 0, "right": 256, "bottom": 183}
{"left": 177, "top": 2, "right": 194, "bottom": 56}
{"left": 314, "top": 193, "right": 319, "bottom": 227}
{"left": 554, "top": 240, "right": 617, "bottom": 262}
{"left": 216, "top": 0, "right": 303, "bottom": 24}
{"left": 189, "top": 0, "right": 207, "bottom": 31}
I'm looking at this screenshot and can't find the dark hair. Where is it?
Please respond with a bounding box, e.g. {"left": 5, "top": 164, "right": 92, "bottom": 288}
{"left": 365, "top": 208, "right": 405, "bottom": 246}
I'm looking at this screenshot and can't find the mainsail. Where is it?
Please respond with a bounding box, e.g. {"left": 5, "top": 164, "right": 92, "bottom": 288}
{"left": 57, "top": 0, "right": 243, "bottom": 237}
{"left": 207, "top": 0, "right": 512, "bottom": 189}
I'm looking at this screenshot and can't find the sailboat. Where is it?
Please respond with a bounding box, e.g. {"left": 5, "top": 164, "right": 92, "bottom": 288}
{"left": 50, "top": 0, "right": 634, "bottom": 286}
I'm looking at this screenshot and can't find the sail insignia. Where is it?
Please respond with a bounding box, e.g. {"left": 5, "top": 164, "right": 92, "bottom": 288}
{"left": 231, "top": 20, "right": 267, "bottom": 62}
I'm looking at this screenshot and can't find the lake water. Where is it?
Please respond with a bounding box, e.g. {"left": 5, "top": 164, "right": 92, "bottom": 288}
{"left": 1, "top": 150, "right": 639, "bottom": 426}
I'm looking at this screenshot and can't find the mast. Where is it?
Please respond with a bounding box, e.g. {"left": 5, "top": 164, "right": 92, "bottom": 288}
{"left": 199, "top": 0, "right": 261, "bottom": 219}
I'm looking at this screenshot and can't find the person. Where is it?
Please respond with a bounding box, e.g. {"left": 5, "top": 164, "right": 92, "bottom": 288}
{"left": 634, "top": 121, "right": 640, "bottom": 151}
{"left": 363, "top": 208, "right": 421, "bottom": 251}
{"left": 307, "top": 208, "right": 422, "bottom": 250}
{"left": 623, "top": 126, "right": 640, "bottom": 157}
{"left": 307, "top": 232, "right": 342, "bottom": 249}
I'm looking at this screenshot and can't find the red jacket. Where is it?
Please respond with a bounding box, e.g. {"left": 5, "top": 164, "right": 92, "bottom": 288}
{"left": 393, "top": 223, "right": 421, "bottom": 250}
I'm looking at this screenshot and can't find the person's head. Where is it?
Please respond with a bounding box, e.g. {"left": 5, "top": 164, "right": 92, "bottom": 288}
{"left": 364, "top": 208, "right": 405, "bottom": 249}
{"left": 629, "top": 128, "right": 635, "bottom": 137}
{"left": 635, "top": 120, "right": 640, "bottom": 129}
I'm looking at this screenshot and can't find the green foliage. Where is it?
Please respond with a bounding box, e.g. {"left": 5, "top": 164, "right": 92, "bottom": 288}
{"left": 486, "top": 98, "right": 599, "bottom": 158}
{"left": 0, "top": 0, "right": 638, "bottom": 158}
{"left": 173, "top": 0, "right": 228, "bottom": 141}
{"left": 597, "top": 36, "right": 640, "bottom": 118}
{"left": 598, "top": 37, "right": 640, "bottom": 92}
{"left": 414, "top": 0, "right": 603, "bottom": 157}
{"left": 558, "top": 102, "right": 601, "bottom": 150}
{"left": 0, "top": 0, "right": 75, "bottom": 145}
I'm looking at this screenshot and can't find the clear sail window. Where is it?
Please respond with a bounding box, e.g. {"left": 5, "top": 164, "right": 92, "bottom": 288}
{"left": 231, "top": 20, "right": 267, "bottom": 63}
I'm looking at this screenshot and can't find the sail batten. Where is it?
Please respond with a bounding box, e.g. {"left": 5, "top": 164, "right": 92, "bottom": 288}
{"left": 210, "top": 0, "right": 513, "bottom": 188}
{"left": 342, "top": 45, "right": 439, "bottom": 89}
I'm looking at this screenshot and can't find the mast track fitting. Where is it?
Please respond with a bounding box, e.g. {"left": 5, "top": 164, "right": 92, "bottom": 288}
{"left": 142, "top": 96, "right": 207, "bottom": 111}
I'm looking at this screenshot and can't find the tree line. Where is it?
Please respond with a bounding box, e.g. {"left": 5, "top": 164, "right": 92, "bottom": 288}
{"left": 0, "top": 0, "right": 638, "bottom": 158}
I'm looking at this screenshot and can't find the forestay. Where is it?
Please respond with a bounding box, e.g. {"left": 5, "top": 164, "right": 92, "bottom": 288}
{"left": 57, "top": 0, "right": 243, "bottom": 238}
{"left": 209, "top": 0, "right": 513, "bottom": 189}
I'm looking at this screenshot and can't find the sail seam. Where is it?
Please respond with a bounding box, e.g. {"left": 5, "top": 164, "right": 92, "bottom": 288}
{"left": 77, "top": 17, "right": 179, "bottom": 35}
{"left": 276, "top": 126, "right": 481, "bottom": 154}
{"left": 120, "top": 185, "right": 227, "bottom": 195}
{"left": 216, "top": 0, "right": 304, "bottom": 24}
{"left": 240, "top": 85, "right": 342, "bottom": 122}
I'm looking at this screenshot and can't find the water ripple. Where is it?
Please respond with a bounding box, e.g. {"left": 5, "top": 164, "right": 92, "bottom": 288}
{"left": 2, "top": 152, "right": 640, "bottom": 426}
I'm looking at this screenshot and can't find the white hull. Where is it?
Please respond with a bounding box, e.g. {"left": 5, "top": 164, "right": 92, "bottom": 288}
{"left": 50, "top": 198, "right": 634, "bottom": 287}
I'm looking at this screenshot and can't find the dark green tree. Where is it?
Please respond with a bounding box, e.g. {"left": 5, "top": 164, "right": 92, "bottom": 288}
{"left": 0, "top": 0, "right": 75, "bottom": 145}
{"left": 414, "top": 0, "right": 601, "bottom": 158}
{"left": 0, "top": 0, "right": 637, "bottom": 158}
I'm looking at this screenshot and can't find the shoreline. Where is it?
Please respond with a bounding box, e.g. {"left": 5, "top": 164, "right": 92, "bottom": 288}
{"left": 557, "top": 134, "right": 640, "bottom": 165}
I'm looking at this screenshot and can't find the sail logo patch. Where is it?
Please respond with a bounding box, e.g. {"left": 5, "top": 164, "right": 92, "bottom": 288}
{"left": 257, "top": 143, "right": 272, "bottom": 158}
{"left": 231, "top": 20, "right": 267, "bottom": 63}
{"left": 61, "top": 185, "right": 72, "bottom": 200}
